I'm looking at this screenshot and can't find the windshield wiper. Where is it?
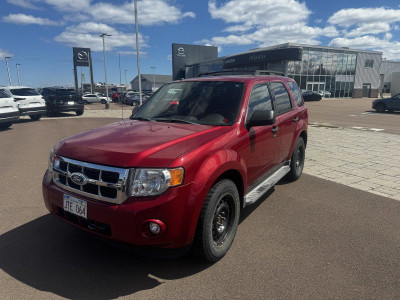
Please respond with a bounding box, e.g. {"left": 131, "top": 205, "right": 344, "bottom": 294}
{"left": 154, "top": 118, "right": 199, "bottom": 125}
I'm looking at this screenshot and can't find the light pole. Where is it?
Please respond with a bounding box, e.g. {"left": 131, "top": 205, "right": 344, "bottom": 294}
{"left": 150, "top": 66, "right": 156, "bottom": 91}
{"left": 119, "top": 52, "right": 122, "bottom": 86}
{"left": 5, "top": 57, "right": 12, "bottom": 85}
{"left": 124, "top": 69, "right": 128, "bottom": 87}
{"left": 134, "top": 0, "right": 142, "bottom": 105}
{"left": 16, "top": 63, "right": 21, "bottom": 85}
{"left": 100, "top": 33, "right": 111, "bottom": 109}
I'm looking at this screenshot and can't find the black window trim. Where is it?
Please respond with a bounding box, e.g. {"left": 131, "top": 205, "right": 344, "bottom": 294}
{"left": 268, "top": 80, "right": 294, "bottom": 116}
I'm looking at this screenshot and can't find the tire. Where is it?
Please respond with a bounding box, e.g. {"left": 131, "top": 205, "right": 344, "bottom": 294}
{"left": 191, "top": 179, "right": 240, "bottom": 262}
{"left": 101, "top": 99, "right": 106, "bottom": 104}
{"left": 76, "top": 109, "right": 84, "bottom": 116}
{"left": 375, "top": 103, "right": 385, "bottom": 113}
{"left": 0, "top": 122, "right": 12, "bottom": 129}
{"left": 29, "top": 114, "right": 41, "bottom": 121}
{"left": 46, "top": 108, "right": 55, "bottom": 117}
{"left": 84, "top": 100, "right": 89, "bottom": 104}
{"left": 286, "top": 137, "right": 305, "bottom": 181}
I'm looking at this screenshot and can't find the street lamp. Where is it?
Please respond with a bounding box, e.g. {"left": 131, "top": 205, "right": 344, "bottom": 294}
{"left": 5, "top": 57, "right": 12, "bottom": 85}
{"left": 124, "top": 69, "right": 128, "bottom": 87}
{"left": 150, "top": 66, "right": 156, "bottom": 91}
{"left": 16, "top": 63, "right": 21, "bottom": 85}
{"left": 100, "top": 33, "right": 111, "bottom": 109}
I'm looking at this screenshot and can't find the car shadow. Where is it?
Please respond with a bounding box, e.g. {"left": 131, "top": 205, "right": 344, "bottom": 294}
{"left": 364, "top": 110, "right": 400, "bottom": 115}
{"left": 0, "top": 215, "right": 210, "bottom": 299}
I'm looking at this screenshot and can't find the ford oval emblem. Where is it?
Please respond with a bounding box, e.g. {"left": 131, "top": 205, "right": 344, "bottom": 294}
{"left": 70, "top": 172, "right": 88, "bottom": 185}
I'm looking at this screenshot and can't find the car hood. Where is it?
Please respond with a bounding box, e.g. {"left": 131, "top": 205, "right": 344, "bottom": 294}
{"left": 55, "top": 119, "right": 231, "bottom": 167}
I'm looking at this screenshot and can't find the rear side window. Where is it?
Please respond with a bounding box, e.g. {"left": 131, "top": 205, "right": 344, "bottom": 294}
{"left": 270, "top": 82, "right": 292, "bottom": 114}
{"left": 247, "top": 83, "right": 273, "bottom": 119}
{"left": 287, "top": 81, "right": 304, "bottom": 107}
{"left": 0, "top": 90, "right": 10, "bottom": 98}
{"left": 10, "top": 88, "right": 40, "bottom": 96}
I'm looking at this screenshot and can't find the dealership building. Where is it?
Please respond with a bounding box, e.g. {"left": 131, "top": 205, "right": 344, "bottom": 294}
{"left": 172, "top": 43, "right": 400, "bottom": 98}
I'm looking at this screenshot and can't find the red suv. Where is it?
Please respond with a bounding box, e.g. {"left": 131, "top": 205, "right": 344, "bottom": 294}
{"left": 43, "top": 75, "right": 308, "bottom": 262}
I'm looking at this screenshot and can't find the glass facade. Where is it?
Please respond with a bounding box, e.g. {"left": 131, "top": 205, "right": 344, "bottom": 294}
{"left": 286, "top": 48, "right": 357, "bottom": 98}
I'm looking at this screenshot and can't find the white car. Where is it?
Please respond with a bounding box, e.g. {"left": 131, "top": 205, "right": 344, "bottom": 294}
{"left": 0, "top": 88, "right": 19, "bottom": 129}
{"left": 2, "top": 86, "right": 46, "bottom": 120}
{"left": 82, "top": 93, "right": 110, "bottom": 104}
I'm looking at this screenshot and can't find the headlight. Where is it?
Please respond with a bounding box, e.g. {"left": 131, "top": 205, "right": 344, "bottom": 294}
{"left": 129, "top": 168, "right": 184, "bottom": 197}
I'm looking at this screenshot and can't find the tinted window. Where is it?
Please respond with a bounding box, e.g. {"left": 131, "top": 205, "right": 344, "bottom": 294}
{"left": 270, "top": 82, "right": 292, "bottom": 114}
{"left": 364, "top": 59, "right": 374, "bottom": 68}
{"left": 10, "top": 88, "right": 40, "bottom": 96}
{"left": 287, "top": 81, "right": 303, "bottom": 107}
{"left": 0, "top": 90, "right": 10, "bottom": 98}
{"left": 247, "top": 84, "right": 272, "bottom": 120}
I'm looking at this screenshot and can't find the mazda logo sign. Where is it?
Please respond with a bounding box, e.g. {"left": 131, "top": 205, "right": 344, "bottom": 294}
{"left": 177, "top": 47, "right": 185, "bottom": 56}
{"left": 77, "top": 51, "right": 88, "bottom": 60}
{"left": 70, "top": 172, "right": 89, "bottom": 185}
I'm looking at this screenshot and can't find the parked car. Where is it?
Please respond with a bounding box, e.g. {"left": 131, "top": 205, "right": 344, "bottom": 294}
{"left": 301, "top": 90, "right": 322, "bottom": 101}
{"left": 2, "top": 86, "right": 46, "bottom": 120}
{"left": 0, "top": 88, "right": 19, "bottom": 129}
{"left": 82, "top": 93, "right": 109, "bottom": 104}
{"left": 43, "top": 75, "right": 308, "bottom": 262}
{"left": 111, "top": 92, "right": 122, "bottom": 103}
{"left": 124, "top": 94, "right": 140, "bottom": 106}
{"left": 372, "top": 93, "right": 400, "bottom": 112}
{"left": 319, "top": 90, "right": 331, "bottom": 98}
{"left": 41, "top": 88, "right": 85, "bottom": 116}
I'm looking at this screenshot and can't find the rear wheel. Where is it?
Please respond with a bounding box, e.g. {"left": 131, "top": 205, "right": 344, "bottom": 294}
{"left": 76, "top": 109, "right": 84, "bottom": 116}
{"left": 101, "top": 99, "right": 106, "bottom": 104}
{"left": 375, "top": 103, "right": 385, "bottom": 112}
{"left": 286, "top": 137, "right": 305, "bottom": 181}
{"left": 191, "top": 179, "right": 240, "bottom": 262}
{"left": 29, "top": 114, "right": 41, "bottom": 121}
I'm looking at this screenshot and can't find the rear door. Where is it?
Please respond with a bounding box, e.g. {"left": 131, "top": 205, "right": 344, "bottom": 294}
{"left": 269, "top": 81, "right": 298, "bottom": 162}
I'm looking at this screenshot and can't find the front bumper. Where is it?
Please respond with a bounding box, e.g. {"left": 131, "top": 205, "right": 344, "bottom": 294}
{"left": 42, "top": 170, "right": 206, "bottom": 249}
{"left": 20, "top": 106, "right": 46, "bottom": 116}
{"left": 48, "top": 103, "right": 84, "bottom": 113}
{"left": 0, "top": 110, "right": 20, "bottom": 124}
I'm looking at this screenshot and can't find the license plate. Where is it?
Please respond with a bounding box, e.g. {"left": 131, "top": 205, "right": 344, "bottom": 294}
{"left": 63, "top": 194, "right": 87, "bottom": 219}
{"left": 68, "top": 101, "right": 74, "bottom": 105}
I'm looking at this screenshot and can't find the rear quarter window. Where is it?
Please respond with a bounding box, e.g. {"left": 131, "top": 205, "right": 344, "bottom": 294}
{"left": 287, "top": 81, "right": 304, "bottom": 107}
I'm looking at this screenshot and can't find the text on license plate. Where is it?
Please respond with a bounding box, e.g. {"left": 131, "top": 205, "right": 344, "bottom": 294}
{"left": 63, "top": 194, "right": 87, "bottom": 219}
{"left": 68, "top": 101, "right": 74, "bottom": 105}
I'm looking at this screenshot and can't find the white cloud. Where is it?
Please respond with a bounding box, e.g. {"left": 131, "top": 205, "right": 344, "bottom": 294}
{"left": 45, "top": 0, "right": 91, "bottom": 12}
{"left": 3, "top": 13, "right": 63, "bottom": 26}
{"left": 329, "top": 35, "right": 400, "bottom": 60}
{"left": 54, "top": 22, "right": 148, "bottom": 52}
{"left": 328, "top": 7, "right": 400, "bottom": 27}
{"left": 344, "top": 22, "right": 391, "bottom": 37}
{"left": 7, "top": 0, "right": 40, "bottom": 9}
{"left": 201, "top": 0, "right": 338, "bottom": 48}
{"left": 0, "top": 48, "right": 13, "bottom": 59}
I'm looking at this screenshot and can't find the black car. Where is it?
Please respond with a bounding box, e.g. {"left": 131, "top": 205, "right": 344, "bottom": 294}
{"left": 301, "top": 90, "right": 322, "bottom": 101}
{"left": 41, "top": 88, "right": 85, "bottom": 116}
{"left": 372, "top": 93, "right": 400, "bottom": 112}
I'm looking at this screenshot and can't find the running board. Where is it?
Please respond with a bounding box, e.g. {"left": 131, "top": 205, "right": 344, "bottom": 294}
{"left": 244, "top": 164, "right": 290, "bottom": 206}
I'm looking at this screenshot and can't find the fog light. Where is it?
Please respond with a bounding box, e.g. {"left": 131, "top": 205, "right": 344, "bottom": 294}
{"left": 149, "top": 222, "right": 161, "bottom": 235}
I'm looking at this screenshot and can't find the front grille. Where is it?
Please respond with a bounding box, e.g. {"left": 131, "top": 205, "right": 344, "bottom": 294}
{"left": 52, "top": 155, "right": 131, "bottom": 204}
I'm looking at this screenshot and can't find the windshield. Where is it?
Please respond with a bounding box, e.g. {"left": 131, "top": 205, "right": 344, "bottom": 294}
{"left": 56, "top": 90, "right": 78, "bottom": 96}
{"left": 133, "top": 81, "right": 244, "bottom": 126}
{"left": 10, "top": 88, "right": 40, "bottom": 96}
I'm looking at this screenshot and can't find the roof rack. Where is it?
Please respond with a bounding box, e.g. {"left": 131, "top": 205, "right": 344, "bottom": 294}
{"left": 195, "top": 69, "right": 286, "bottom": 77}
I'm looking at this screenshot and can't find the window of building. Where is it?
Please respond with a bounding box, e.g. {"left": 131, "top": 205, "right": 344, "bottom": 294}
{"left": 247, "top": 84, "right": 273, "bottom": 120}
{"left": 365, "top": 59, "right": 374, "bottom": 68}
{"left": 287, "top": 81, "right": 303, "bottom": 106}
{"left": 270, "top": 82, "right": 292, "bottom": 114}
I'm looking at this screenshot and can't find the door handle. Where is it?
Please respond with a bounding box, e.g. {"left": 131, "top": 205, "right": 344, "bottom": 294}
{"left": 293, "top": 117, "right": 299, "bottom": 123}
{"left": 271, "top": 126, "right": 279, "bottom": 133}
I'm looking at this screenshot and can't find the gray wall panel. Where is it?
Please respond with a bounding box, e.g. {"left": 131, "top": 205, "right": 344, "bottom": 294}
{"left": 354, "top": 52, "right": 382, "bottom": 89}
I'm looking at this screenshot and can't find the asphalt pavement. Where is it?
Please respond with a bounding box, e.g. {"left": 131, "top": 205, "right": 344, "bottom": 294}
{"left": 1, "top": 109, "right": 400, "bottom": 299}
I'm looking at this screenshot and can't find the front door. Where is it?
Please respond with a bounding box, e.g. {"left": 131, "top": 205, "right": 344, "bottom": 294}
{"left": 362, "top": 84, "right": 371, "bottom": 97}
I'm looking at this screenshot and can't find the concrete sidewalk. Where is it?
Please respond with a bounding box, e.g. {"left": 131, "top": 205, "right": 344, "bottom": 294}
{"left": 304, "top": 125, "right": 400, "bottom": 201}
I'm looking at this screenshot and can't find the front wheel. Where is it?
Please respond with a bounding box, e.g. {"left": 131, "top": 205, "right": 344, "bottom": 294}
{"left": 286, "top": 137, "right": 305, "bottom": 181}
{"left": 191, "top": 179, "right": 240, "bottom": 262}
{"left": 29, "top": 114, "right": 41, "bottom": 121}
{"left": 76, "top": 109, "right": 84, "bottom": 116}
{"left": 101, "top": 99, "right": 106, "bottom": 104}
{"left": 375, "top": 103, "right": 385, "bottom": 113}
{"left": 0, "top": 122, "right": 12, "bottom": 129}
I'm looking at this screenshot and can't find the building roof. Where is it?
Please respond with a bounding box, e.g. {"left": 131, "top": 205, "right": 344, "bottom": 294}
{"left": 131, "top": 74, "right": 172, "bottom": 84}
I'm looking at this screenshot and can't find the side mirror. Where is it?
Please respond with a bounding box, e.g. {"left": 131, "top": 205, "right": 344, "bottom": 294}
{"left": 247, "top": 109, "right": 275, "bottom": 129}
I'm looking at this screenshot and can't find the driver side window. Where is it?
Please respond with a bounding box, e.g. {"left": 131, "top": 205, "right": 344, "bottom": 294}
{"left": 247, "top": 83, "right": 273, "bottom": 120}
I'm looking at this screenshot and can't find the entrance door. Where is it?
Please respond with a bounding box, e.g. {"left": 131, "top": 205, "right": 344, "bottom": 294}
{"left": 362, "top": 84, "right": 371, "bottom": 97}
{"left": 306, "top": 82, "right": 325, "bottom": 92}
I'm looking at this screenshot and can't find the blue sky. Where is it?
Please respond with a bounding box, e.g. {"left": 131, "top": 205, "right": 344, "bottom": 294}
{"left": 1, "top": 0, "right": 400, "bottom": 87}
